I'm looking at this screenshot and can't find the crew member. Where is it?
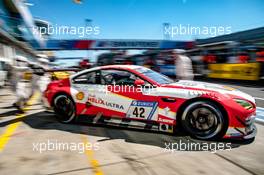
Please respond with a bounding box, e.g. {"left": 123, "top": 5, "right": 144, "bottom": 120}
{"left": 174, "top": 49, "right": 194, "bottom": 80}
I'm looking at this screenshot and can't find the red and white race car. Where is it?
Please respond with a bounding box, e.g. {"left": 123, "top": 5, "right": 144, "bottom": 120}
{"left": 43, "top": 65, "right": 257, "bottom": 140}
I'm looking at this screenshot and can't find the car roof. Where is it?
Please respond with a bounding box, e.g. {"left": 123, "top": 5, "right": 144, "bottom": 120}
{"left": 71, "top": 65, "right": 144, "bottom": 78}
{"left": 99, "top": 64, "right": 143, "bottom": 70}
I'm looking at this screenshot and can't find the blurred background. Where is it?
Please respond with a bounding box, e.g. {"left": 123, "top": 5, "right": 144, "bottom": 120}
{"left": 0, "top": 0, "right": 264, "bottom": 175}
{"left": 0, "top": 0, "right": 264, "bottom": 83}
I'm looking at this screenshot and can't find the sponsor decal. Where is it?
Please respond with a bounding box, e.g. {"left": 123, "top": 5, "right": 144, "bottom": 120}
{"left": 158, "top": 117, "right": 174, "bottom": 124}
{"left": 126, "top": 100, "right": 158, "bottom": 120}
{"left": 96, "top": 41, "right": 159, "bottom": 48}
{"left": 131, "top": 101, "right": 155, "bottom": 107}
{"left": 163, "top": 107, "right": 171, "bottom": 115}
{"left": 76, "top": 92, "right": 85, "bottom": 100}
{"left": 87, "top": 95, "right": 124, "bottom": 110}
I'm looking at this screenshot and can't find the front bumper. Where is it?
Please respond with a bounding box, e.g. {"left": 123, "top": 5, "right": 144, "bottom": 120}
{"left": 225, "top": 114, "right": 257, "bottom": 140}
{"left": 243, "top": 124, "right": 257, "bottom": 139}
{"left": 243, "top": 114, "right": 257, "bottom": 139}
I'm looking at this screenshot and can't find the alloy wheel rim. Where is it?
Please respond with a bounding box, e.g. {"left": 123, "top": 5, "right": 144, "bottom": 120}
{"left": 182, "top": 103, "right": 223, "bottom": 139}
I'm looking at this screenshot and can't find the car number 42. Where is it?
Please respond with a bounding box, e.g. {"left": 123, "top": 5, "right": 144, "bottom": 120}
{"left": 132, "top": 107, "right": 145, "bottom": 118}
{"left": 126, "top": 101, "right": 158, "bottom": 120}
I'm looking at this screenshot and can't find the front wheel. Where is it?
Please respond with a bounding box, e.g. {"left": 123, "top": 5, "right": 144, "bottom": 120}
{"left": 53, "top": 94, "right": 76, "bottom": 123}
{"left": 181, "top": 101, "right": 227, "bottom": 140}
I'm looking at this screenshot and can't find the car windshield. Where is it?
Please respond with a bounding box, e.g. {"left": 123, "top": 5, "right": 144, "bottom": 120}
{"left": 135, "top": 67, "right": 174, "bottom": 84}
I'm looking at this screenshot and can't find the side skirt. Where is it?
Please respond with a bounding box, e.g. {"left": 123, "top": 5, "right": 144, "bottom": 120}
{"left": 77, "top": 114, "right": 174, "bottom": 133}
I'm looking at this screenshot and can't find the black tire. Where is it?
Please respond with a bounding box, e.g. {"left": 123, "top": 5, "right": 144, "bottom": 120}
{"left": 181, "top": 101, "right": 227, "bottom": 140}
{"left": 53, "top": 94, "right": 76, "bottom": 123}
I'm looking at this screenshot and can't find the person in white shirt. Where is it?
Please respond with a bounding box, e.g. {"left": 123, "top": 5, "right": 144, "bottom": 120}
{"left": 174, "top": 49, "right": 194, "bottom": 80}
{"left": 10, "top": 56, "right": 30, "bottom": 111}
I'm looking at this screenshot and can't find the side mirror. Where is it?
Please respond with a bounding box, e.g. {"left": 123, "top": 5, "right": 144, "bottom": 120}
{"left": 134, "top": 79, "right": 145, "bottom": 87}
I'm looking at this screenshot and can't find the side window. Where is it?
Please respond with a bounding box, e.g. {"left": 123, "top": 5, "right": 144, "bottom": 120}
{"left": 101, "top": 69, "right": 148, "bottom": 86}
{"left": 73, "top": 71, "right": 100, "bottom": 84}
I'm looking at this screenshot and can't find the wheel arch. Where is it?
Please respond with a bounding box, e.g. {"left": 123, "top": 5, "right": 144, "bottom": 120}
{"left": 176, "top": 97, "right": 229, "bottom": 137}
{"left": 51, "top": 91, "right": 75, "bottom": 107}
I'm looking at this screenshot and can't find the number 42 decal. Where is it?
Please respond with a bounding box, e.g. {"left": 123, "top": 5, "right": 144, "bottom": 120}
{"left": 132, "top": 107, "right": 145, "bottom": 118}
{"left": 126, "top": 100, "right": 158, "bottom": 120}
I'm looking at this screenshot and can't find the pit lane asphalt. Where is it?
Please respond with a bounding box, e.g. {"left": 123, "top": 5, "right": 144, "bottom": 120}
{"left": 0, "top": 82, "right": 263, "bottom": 175}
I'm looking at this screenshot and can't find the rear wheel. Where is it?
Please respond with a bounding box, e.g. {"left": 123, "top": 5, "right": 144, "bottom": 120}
{"left": 53, "top": 94, "right": 76, "bottom": 123}
{"left": 181, "top": 101, "right": 226, "bottom": 140}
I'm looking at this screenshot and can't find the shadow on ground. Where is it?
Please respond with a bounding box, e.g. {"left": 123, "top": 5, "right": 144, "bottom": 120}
{"left": 0, "top": 109, "right": 21, "bottom": 117}
{"left": 0, "top": 111, "right": 251, "bottom": 151}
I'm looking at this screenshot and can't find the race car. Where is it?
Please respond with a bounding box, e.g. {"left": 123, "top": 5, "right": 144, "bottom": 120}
{"left": 42, "top": 65, "right": 257, "bottom": 140}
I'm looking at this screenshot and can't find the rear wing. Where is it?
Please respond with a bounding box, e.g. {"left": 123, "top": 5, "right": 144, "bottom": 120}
{"left": 47, "top": 68, "right": 80, "bottom": 81}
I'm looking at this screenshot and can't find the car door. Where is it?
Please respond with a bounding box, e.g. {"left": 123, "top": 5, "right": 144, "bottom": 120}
{"left": 71, "top": 70, "right": 106, "bottom": 116}
{"left": 100, "top": 68, "right": 159, "bottom": 122}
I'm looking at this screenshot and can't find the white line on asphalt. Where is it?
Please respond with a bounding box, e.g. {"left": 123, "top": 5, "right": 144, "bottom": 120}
{"left": 256, "top": 107, "right": 264, "bottom": 125}
{"left": 257, "top": 107, "right": 264, "bottom": 112}
{"left": 255, "top": 118, "right": 264, "bottom": 125}
{"left": 254, "top": 97, "right": 264, "bottom": 101}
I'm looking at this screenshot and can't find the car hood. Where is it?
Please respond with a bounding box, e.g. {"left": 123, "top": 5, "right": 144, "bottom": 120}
{"left": 161, "top": 80, "right": 255, "bottom": 104}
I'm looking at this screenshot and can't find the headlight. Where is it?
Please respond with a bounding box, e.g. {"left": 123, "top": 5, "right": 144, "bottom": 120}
{"left": 234, "top": 99, "right": 253, "bottom": 110}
